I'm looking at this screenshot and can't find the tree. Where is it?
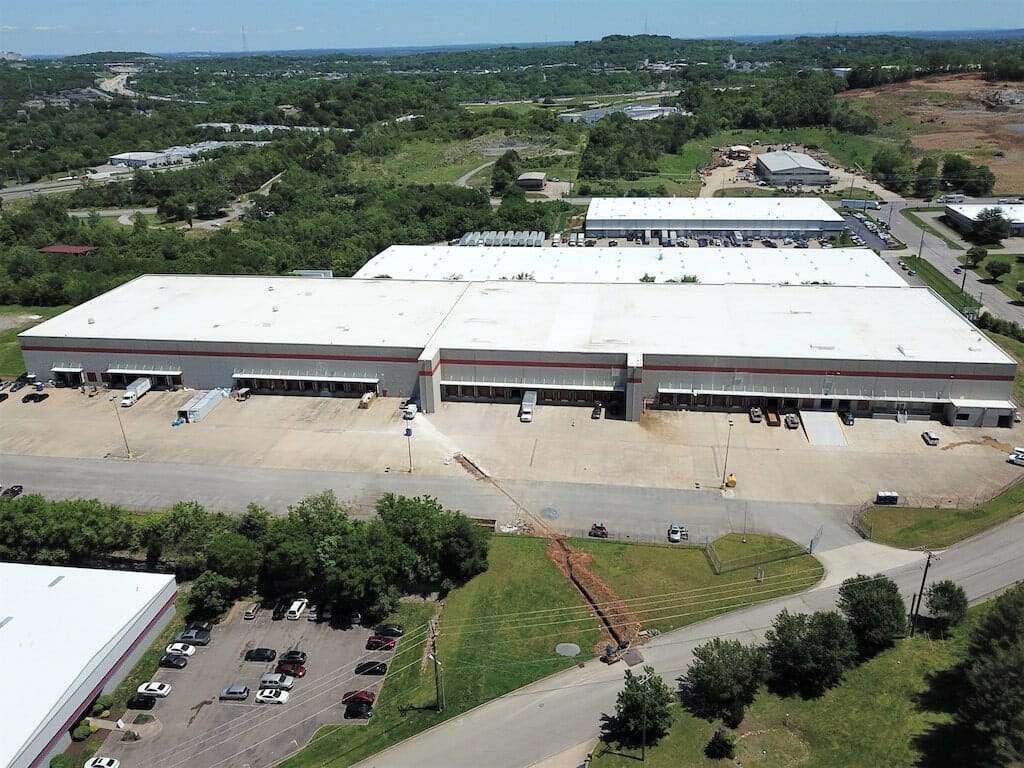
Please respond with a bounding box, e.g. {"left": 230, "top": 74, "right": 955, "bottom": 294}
{"left": 187, "top": 571, "right": 239, "bottom": 618}
{"left": 972, "top": 208, "right": 1012, "bottom": 245}
{"left": 157, "top": 193, "right": 193, "bottom": 224}
{"left": 870, "top": 146, "right": 913, "bottom": 194}
{"left": 966, "top": 246, "right": 989, "bottom": 267}
{"left": 705, "top": 728, "right": 736, "bottom": 760}
{"left": 941, "top": 153, "right": 974, "bottom": 191}
{"left": 206, "top": 530, "right": 263, "bottom": 590}
{"left": 985, "top": 259, "right": 1011, "bottom": 281}
{"left": 764, "top": 610, "right": 857, "bottom": 698}
{"left": 954, "top": 584, "right": 1024, "bottom": 765}
{"left": 194, "top": 187, "right": 230, "bottom": 219}
{"left": 837, "top": 574, "right": 907, "bottom": 658}
{"left": 681, "top": 638, "right": 766, "bottom": 727}
{"left": 913, "top": 157, "right": 940, "bottom": 199}
{"left": 603, "top": 665, "right": 675, "bottom": 748}
{"left": 925, "top": 580, "right": 968, "bottom": 634}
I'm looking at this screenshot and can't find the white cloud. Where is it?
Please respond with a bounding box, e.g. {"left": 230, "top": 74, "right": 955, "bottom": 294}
{"left": 293, "top": 25, "right": 305, "bottom": 32}
{"left": 33, "top": 25, "right": 67, "bottom": 32}
{"left": 188, "top": 27, "right": 219, "bottom": 35}
{"left": 0, "top": 25, "right": 17, "bottom": 32}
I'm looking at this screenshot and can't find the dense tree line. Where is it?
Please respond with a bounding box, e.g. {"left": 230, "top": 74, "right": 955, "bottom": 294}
{"left": 0, "top": 490, "right": 490, "bottom": 618}
{"left": 872, "top": 148, "right": 996, "bottom": 197}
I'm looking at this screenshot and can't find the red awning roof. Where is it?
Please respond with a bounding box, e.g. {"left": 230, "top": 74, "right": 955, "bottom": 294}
{"left": 37, "top": 244, "right": 99, "bottom": 255}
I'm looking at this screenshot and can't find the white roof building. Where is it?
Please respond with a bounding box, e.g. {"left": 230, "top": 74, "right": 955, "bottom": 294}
{"left": 1, "top": 563, "right": 177, "bottom": 768}
{"left": 356, "top": 246, "right": 905, "bottom": 287}
{"left": 944, "top": 204, "right": 1024, "bottom": 237}
{"left": 584, "top": 197, "right": 845, "bottom": 236}
{"left": 756, "top": 151, "right": 829, "bottom": 174}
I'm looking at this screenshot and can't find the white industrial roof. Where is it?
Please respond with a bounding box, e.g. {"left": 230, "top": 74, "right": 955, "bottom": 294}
{"left": 1, "top": 563, "right": 175, "bottom": 768}
{"left": 108, "top": 151, "right": 163, "bottom": 162}
{"left": 757, "top": 150, "right": 829, "bottom": 173}
{"left": 947, "top": 203, "right": 1024, "bottom": 225}
{"left": 356, "top": 246, "right": 905, "bottom": 287}
{"left": 434, "top": 282, "right": 1011, "bottom": 364}
{"left": 23, "top": 275, "right": 1012, "bottom": 366}
{"left": 585, "top": 196, "right": 844, "bottom": 224}
{"left": 22, "top": 275, "right": 470, "bottom": 348}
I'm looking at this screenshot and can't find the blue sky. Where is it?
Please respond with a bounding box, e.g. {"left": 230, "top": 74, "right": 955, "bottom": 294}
{"left": 2, "top": 0, "right": 1023, "bottom": 56}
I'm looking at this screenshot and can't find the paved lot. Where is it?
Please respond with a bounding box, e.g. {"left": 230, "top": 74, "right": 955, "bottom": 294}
{"left": 1, "top": 388, "right": 1020, "bottom": 510}
{"left": 98, "top": 605, "right": 397, "bottom": 768}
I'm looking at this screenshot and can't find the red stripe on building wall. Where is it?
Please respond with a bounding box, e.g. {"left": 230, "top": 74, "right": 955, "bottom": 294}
{"left": 28, "top": 587, "right": 179, "bottom": 768}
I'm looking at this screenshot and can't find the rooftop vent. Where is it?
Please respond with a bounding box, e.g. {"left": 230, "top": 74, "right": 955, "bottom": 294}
{"left": 272, "top": 306, "right": 278, "bottom": 312}
{"left": 48, "top": 575, "right": 65, "bottom": 588}
{"left": 268, "top": 286, "right": 274, "bottom": 292}
{"left": 0, "top": 616, "right": 12, "bottom": 631}
{"left": 87, "top": 318, "right": 95, "bottom": 324}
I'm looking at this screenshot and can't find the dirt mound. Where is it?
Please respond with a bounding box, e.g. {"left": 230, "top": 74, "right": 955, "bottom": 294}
{"left": 546, "top": 539, "right": 641, "bottom": 651}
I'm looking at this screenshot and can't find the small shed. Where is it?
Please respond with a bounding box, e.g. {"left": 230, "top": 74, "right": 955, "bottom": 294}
{"left": 516, "top": 172, "right": 547, "bottom": 191}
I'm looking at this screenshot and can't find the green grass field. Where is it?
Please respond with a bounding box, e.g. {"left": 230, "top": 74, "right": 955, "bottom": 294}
{"left": 900, "top": 208, "right": 965, "bottom": 250}
{"left": 347, "top": 137, "right": 495, "bottom": 185}
{"left": 571, "top": 534, "right": 822, "bottom": 634}
{"left": 282, "top": 535, "right": 602, "bottom": 768}
{"left": 0, "top": 305, "right": 71, "bottom": 376}
{"left": 592, "top": 603, "right": 977, "bottom": 768}
{"left": 861, "top": 475, "right": 1024, "bottom": 549}
{"left": 903, "top": 256, "right": 980, "bottom": 311}
{"left": 976, "top": 255, "right": 1024, "bottom": 303}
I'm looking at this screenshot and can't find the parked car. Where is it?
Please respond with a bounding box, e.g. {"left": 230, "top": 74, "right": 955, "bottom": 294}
{"left": 187, "top": 620, "right": 214, "bottom": 633}
{"left": 2, "top": 485, "right": 23, "bottom": 498}
{"left": 667, "top": 524, "right": 689, "bottom": 543}
{"left": 219, "top": 684, "right": 250, "bottom": 701}
{"left": 588, "top": 523, "right": 609, "bottom": 538}
{"left": 344, "top": 700, "right": 374, "bottom": 719}
{"left": 354, "top": 661, "right": 388, "bottom": 675}
{"left": 839, "top": 411, "right": 855, "bottom": 426}
{"left": 749, "top": 406, "right": 762, "bottom": 423}
{"left": 255, "top": 688, "right": 289, "bottom": 704}
{"left": 279, "top": 650, "right": 307, "bottom": 664}
{"left": 307, "top": 604, "right": 319, "bottom": 622}
{"left": 244, "top": 603, "right": 261, "bottom": 620}
{"left": 137, "top": 682, "right": 172, "bottom": 698}
{"left": 321, "top": 602, "right": 335, "bottom": 621}
{"left": 85, "top": 758, "right": 120, "bottom": 768}
{"left": 276, "top": 661, "right": 307, "bottom": 678}
{"left": 159, "top": 654, "right": 188, "bottom": 669}
{"left": 349, "top": 611, "right": 363, "bottom": 627}
{"left": 0, "top": 393, "right": 7, "bottom": 403}
{"left": 784, "top": 413, "right": 800, "bottom": 430}
{"left": 953, "top": 267, "right": 962, "bottom": 274}
{"left": 342, "top": 690, "right": 377, "bottom": 705}
{"left": 126, "top": 693, "right": 157, "bottom": 710}
{"left": 165, "top": 643, "right": 196, "bottom": 657}
{"left": 366, "top": 635, "right": 397, "bottom": 651}
{"left": 175, "top": 628, "right": 211, "bottom": 646}
{"left": 272, "top": 601, "right": 287, "bottom": 621}
{"left": 591, "top": 403, "right": 602, "bottom": 420}
{"left": 373, "top": 624, "right": 405, "bottom": 638}
{"left": 244, "top": 647, "right": 277, "bottom": 662}
{"left": 921, "top": 431, "right": 940, "bottom": 446}
{"left": 10, "top": 381, "right": 26, "bottom": 393}
{"left": 1007, "top": 452, "right": 1024, "bottom": 467}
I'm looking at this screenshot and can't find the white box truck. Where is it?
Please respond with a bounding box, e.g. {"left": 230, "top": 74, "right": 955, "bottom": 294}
{"left": 121, "top": 377, "right": 152, "bottom": 407}
{"left": 520, "top": 390, "right": 537, "bottom": 423}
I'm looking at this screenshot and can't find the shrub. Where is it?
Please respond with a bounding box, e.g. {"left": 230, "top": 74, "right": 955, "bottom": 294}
{"left": 705, "top": 728, "right": 737, "bottom": 759}
{"left": 49, "top": 755, "right": 74, "bottom": 768}
{"left": 71, "top": 724, "right": 91, "bottom": 741}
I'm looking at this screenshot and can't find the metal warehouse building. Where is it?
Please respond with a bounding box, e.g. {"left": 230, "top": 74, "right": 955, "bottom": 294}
{"left": 355, "top": 246, "right": 906, "bottom": 287}
{"left": 944, "top": 203, "right": 1024, "bottom": 237}
{"left": 755, "top": 151, "right": 833, "bottom": 186}
{"left": 20, "top": 275, "right": 1016, "bottom": 427}
{"left": 584, "top": 197, "right": 846, "bottom": 238}
{"left": 3, "top": 563, "right": 178, "bottom": 768}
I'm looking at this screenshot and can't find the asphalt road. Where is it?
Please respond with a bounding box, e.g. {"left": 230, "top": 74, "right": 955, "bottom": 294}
{"left": 358, "top": 509, "right": 1024, "bottom": 768}
{"left": 0, "top": 454, "right": 858, "bottom": 552}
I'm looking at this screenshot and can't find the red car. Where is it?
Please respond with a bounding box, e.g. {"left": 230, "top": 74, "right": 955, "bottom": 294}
{"left": 342, "top": 690, "right": 376, "bottom": 705}
{"left": 276, "top": 661, "right": 306, "bottom": 678}
{"left": 366, "top": 635, "right": 396, "bottom": 651}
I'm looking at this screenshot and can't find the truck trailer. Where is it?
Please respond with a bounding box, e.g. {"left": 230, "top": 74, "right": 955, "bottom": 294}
{"left": 840, "top": 199, "right": 881, "bottom": 211}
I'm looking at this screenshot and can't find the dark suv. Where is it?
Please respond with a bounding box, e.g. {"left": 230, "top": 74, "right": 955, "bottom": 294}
{"left": 272, "top": 601, "right": 287, "bottom": 621}
{"left": 244, "top": 647, "right": 277, "bottom": 662}
{"left": 127, "top": 693, "right": 157, "bottom": 710}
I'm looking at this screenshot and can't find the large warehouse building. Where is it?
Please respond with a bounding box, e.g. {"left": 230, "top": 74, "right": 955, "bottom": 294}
{"left": 755, "top": 151, "right": 833, "bottom": 186}
{"left": 20, "top": 275, "right": 1016, "bottom": 426}
{"left": 3, "top": 563, "right": 178, "bottom": 768}
{"left": 944, "top": 203, "right": 1024, "bottom": 237}
{"left": 584, "top": 197, "right": 846, "bottom": 238}
{"left": 355, "top": 246, "right": 906, "bottom": 287}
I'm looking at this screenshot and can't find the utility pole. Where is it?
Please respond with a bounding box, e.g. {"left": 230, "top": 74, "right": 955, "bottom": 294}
{"left": 405, "top": 426, "right": 413, "bottom": 473}
{"left": 720, "top": 418, "right": 734, "bottom": 488}
{"left": 910, "top": 551, "right": 935, "bottom": 637}
{"left": 113, "top": 401, "right": 132, "bottom": 459}
{"left": 641, "top": 684, "right": 648, "bottom": 763}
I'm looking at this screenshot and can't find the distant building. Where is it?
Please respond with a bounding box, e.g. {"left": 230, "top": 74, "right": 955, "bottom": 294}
{"left": 0, "top": 50, "right": 24, "bottom": 61}
{"left": 727, "top": 145, "right": 751, "bottom": 160}
{"left": 516, "top": 172, "right": 547, "bottom": 191}
{"left": 559, "top": 104, "right": 688, "bottom": 125}
{"left": 108, "top": 151, "right": 163, "bottom": 169}
{"left": 756, "top": 151, "right": 832, "bottom": 186}
{"left": 944, "top": 204, "right": 1024, "bottom": 237}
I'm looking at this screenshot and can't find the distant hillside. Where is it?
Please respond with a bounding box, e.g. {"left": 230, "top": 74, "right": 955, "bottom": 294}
{"left": 62, "top": 51, "right": 160, "bottom": 64}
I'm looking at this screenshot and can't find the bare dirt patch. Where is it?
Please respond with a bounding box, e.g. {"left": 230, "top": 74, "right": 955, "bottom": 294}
{"left": 546, "top": 539, "right": 641, "bottom": 652}
{"left": 0, "top": 313, "right": 42, "bottom": 333}
{"left": 838, "top": 73, "right": 1024, "bottom": 191}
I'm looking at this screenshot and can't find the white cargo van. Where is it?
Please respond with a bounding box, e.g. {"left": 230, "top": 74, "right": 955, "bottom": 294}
{"left": 286, "top": 598, "right": 308, "bottom": 620}
{"left": 520, "top": 391, "right": 537, "bottom": 423}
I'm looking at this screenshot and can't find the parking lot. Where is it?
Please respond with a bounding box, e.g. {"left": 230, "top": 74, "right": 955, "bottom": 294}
{"left": 97, "top": 604, "right": 400, "bottom": 768}
{"left": 1, "top": 386, "right": 1021, "bottom": 510}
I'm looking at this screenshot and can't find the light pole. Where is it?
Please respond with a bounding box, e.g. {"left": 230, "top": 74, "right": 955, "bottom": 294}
{"left": 910, "top": 552, "right": 936, "bottom": 637}
{"left": 404, "top": 426, "right": 413, "bottom": 473}
{"left": 428, "top": 649, "right": 446, "bottom": 712}
{"left": 113, "top": 401, "right": 132, "bottom": 459}
{"left": 721, "top": 418, "right": 734, "bottom": 488}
